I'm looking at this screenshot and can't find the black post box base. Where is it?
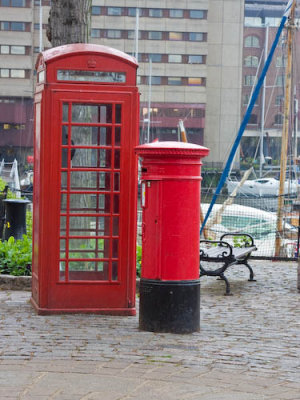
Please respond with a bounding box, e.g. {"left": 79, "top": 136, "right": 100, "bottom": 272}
{"left": 139, "top": 278, "right": 200, "bottom": 334}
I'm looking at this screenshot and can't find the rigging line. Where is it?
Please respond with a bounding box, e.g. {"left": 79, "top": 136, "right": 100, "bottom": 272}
{"left": 263, "top": 58, "right": 280, "bottom": 127}
{"left": 201, "top": 1, "right": 293, "bottom": 235}
{"left": 228, "top": 49, "right": 265, "bottom": 176}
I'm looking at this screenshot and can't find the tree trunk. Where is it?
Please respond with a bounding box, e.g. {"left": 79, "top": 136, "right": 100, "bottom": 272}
{"left": 46, "top": 0, "right": 91, "bottom": 46}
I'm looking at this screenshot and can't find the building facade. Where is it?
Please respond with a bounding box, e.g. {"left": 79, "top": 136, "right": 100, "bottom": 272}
{"left": 242, "top": 0, "right": 300, "bottom": 166}
{"left": 0, "top": 0, "right": 245, "bottom": 169}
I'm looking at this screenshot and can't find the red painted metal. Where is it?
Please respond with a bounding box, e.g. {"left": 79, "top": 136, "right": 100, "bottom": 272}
{"left": 136, "top": 141, "right": 209, "bottom": 281}
{"left": 31, "top": 44, "right": 139, "bottom": 315}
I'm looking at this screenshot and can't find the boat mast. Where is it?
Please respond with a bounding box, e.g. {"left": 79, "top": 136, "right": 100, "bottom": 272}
{"left": 275, "top": 0, "right": 296, "bottom": 256}
{"left": 260, "top": 24, "right": 269, "bottom": 178}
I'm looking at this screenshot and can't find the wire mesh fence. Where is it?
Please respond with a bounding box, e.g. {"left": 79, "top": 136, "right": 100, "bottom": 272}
{"left": 201, "top": 189, "right": 299, "bottom": 260}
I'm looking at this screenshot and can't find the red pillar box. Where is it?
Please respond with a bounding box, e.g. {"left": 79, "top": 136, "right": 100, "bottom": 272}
{"left": 135, "top": 141, "right": 209, "bottom": 333}
{"left": 31, "top": 44, "right": 139, "bottom": 314}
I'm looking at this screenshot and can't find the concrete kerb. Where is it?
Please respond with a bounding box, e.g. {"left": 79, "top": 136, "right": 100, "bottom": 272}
{"left": 0, "top": 274, "right": 32, "bottom": 291}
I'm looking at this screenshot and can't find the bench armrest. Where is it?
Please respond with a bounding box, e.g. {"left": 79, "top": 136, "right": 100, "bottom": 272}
{"left": 220, "top": 233, "right": 255, "bottom": 247}
{"left": 200, "top": 239, "right": 233, "bottom": 259}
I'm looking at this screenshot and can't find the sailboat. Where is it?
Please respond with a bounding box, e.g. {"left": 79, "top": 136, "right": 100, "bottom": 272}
{"left": 227, "top": 175, "right": 298, "bottom": 197}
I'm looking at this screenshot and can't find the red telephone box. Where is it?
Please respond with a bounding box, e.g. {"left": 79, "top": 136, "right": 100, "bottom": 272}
{"left": 31, "top": 44, "right": 139, "bottom": 315}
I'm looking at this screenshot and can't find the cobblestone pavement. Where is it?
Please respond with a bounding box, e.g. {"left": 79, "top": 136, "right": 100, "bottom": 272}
{"left": 0, "top": 261, "right": 300, "bottom": 399}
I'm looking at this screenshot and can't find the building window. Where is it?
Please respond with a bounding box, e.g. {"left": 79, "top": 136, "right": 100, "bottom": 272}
{"left": 243, "top": 94, "right": 258, "bottom": 106}
{"left": 275, "top": 95, "right": 284, "bottom": 106}
{"left": 276, "top": 56, "right": 287, "bottom": 67}
{"left": 149, "top": 54, "right": 162, "bottom": 62}
{"left": 0, "top": 45, "right": 9, "bottom": 54}
{"left": 245, "top": 35, "right": 260, "bottom": 48}
{"left": 189, "top": 32, "right": 204, "bottom": 41}
{"left": 11, "top": 21, "right": 26, "bottom": 31}
{"left": 244, "top": 55, "right": 259, "bottom": 67}
{"left": 149, "top": 9, "right": 162, "bottom": 17}
{"left": 188, "top": 77, "right": 203, "bottom": 86}
{"left": 0, "top": 45, "right": 26, "bottom": 54}
{"left": 107, "top": 30, "right": 122, "bottom": 39}
{"left": 189, "top": 10, "right": 205, "bottom": 19}
{"left": 10, "top": 69, "right": 25, "bottom": 78}
{"left": 169, "top": 32, "right": 183, "bottom": 41}
{"left": 1, "top": 21, "right": 10, "bottom": 30}
{"left": 243, "top": 94, "right": 250, "bottom": 105}
{"left": 107, "top": 7, "right": 122, "bottom": 16}
{"left": 249, "top": 114, "right": 258, "bottom": 124}
{"left": 91, "top": 6, "right": 101, "bottom": 15}
{"left": 148, "top": 31, "right": 162, "bottom": 40}
{"left": 128, "top": 8, "right": 136, "bottom": 16}
{"left": 128, "top": 8, "right": 143, "bottom": 17}
{"left": 0, "top": 69, "right": 9, "bottom": 78}
{"left": 168, "top": 54, "right": 182, "bottom": 63}
{"left": 128, "top": 30, "right": 141, "bottom": 39}
{"left": 276, "top": 75, "right": 285, "bottom": 86}
{"left": 188, "top": 55, "right": 204, "bottom": 64}
{"left": 11, "top": 45, "right": 25, "bottom": 54}
{"left": 1, "top": 0, "right": 25, "bottom": 6}
{"left": 168, "top": 77, "right": 182, "bottom": 85}
{"left": 244, "top": 75, "right": 256, "bottom": 86}
{"left": 1, "top": 21, "right": 26, "bottom": 31}
{"left": 147, "top": 76, "right": 161, "bottom": 85}
{"left": 169, "top": 9, "right": 183, "bottom": 18}
{"left": 274, "top": 113, "right": 284, "bottom": 125}
{"left": 91, "top": 29, "right": 100, "bottom": 38}
{"left": 0, "top": 68, "right": 26, "bottom": 78}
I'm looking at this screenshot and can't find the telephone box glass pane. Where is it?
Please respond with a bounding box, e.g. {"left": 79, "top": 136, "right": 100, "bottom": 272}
{"left": 114, "top": 149, "right": 120, "bottom": 169}
{"left": 112, "top": 239, "right": 119, "bottom": 258}
{"left": 116, "top": 104, "right": 122, "bottom": 123}
{"left": 100, "top": 127, "right": 112, "bottom": 145}
{"left": 68, "top": 216, "right": 110, "bottom": 236}
{"left": 71, "top": 126, "right": 98, "bottom": 146}
{"left": 61, "top": 171, "right": 67, "bottom": 189}
{"left": 72, "top": 104, "right": 98, "bottom": 122}
{"left": 62, "top": 104, "right": 69, "bottom": 122}
{"left": 59, "top": 262, "right": 66, "bottom": 281}
{"left": 114, "top": 173, "right": 120, "bottom": 191}
{"left": 115, "top": 127, "right": 121, "bottom": 146}
{"left": 68, "top": 262, "right": 109, "bottom": 281}
{"left": 61, "top": 194, "right": 67, "bottom": 211}
{"left": 70, "top": 171, "right": 110, "bottom": 190}
{"left": 112, "top": 216, "right": 119, "bottom": 236}
{"left": 112, "top": 261, "right": 118, "bottom": 281}
{"left": 113, "top": 194, "right": 119, "bottom": 213}
{"left": 69, "top": 194, "right": 110, "bottom": 213}
{"left": 100, "top": 105, "right": 112, "bottom": 123}
{"left": 60, "top": 240, "right": 66, "bottom": 258}
{"left": 60, "top": 217, "right": 66, "bottom": 235}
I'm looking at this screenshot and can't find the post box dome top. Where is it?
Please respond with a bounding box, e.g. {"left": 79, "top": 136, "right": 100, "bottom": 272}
{"left": 135, "top": 141, "right": 209, "bottom": 157}
{"left": 36, "top": 43, "right": 138, "bottom": 68}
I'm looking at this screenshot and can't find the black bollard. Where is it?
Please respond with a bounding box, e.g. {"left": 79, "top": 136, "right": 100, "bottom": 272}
{"left": 3, "top": 199, "right": 30, "bottom": 240}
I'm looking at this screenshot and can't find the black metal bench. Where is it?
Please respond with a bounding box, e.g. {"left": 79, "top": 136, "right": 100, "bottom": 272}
{"left": 200, "top": 233, "right": 257, "bottom": 295}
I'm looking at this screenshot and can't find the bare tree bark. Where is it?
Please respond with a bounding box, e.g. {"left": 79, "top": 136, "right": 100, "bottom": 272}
{"left": 46, "top": 0, "right": 92, "bottom": 46}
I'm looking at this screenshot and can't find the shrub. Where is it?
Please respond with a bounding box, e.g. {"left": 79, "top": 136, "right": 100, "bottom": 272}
{"left": 0, "top": 235, "right": 32, "bottom": 276}
{"left": 136, "top": 245, "right": 142, "bottom": 277}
